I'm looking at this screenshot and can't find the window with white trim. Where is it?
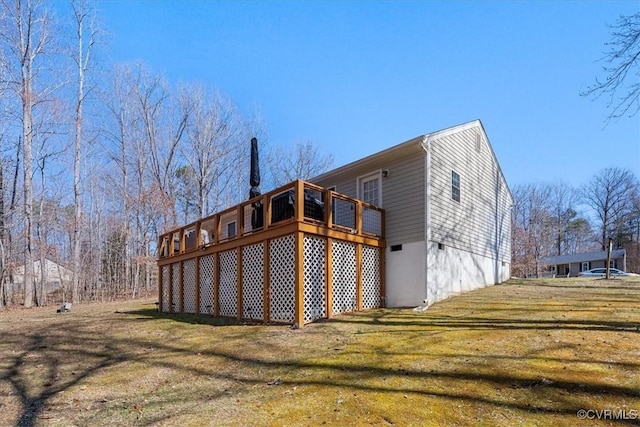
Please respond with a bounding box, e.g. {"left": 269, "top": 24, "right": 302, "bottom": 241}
{"left": 358, "top": 172, "right": 381, "bottom": 207}
{"left": 452, "top": 170, "right": 461, "bottom": 202}
{"left": 581, "top": 262, "right": 590, "bottom": 272}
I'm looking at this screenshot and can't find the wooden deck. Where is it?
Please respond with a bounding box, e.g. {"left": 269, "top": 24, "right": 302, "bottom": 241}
{"left": 157, "top": 180, "right": 385, "bottom": 326}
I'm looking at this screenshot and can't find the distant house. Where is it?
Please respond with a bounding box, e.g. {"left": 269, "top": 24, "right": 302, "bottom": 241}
{"left": 541, "top": 249, "right": 627, "bottom": 277}
{"left": 312, "top": 119, "right": 513, "bottom": 307}
{"left": 12, "top": 258, "right": 73, "bottom": 293}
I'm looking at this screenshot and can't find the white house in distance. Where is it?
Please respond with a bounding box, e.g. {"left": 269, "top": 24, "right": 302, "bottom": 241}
{"left": 12, "top": 258, "right": 73, "bottom": 294}
{"left": 312, "top": 120, "right": 513, "bottom": 307}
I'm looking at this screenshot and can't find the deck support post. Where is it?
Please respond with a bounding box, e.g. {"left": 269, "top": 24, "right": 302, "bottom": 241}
{"left": 158, "top": 264, "right": 163, "bottom": 312}
{"left": 356, "top": 243, "right": 363, "bottom": 311}
{"left": 294, "top": 231, "right": 305, "bottom": 327}
{"left": 380, "top": 247, "right": 386, "bottom": 307}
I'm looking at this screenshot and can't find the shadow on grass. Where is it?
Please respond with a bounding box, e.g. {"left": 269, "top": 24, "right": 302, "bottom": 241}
{"left": 325, "top": 314, "right": 640, "bottom": 334}
{"left": 123, "top": 308, "right": 246, "bottom": 327}
{"left": 3, "top": 318, "right": 639, "bottom": 426}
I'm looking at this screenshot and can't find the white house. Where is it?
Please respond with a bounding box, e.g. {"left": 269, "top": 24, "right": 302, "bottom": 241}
{"left": 312, "top": 120, "right": 513, "bottom": 307}
{"left": 12, "top": 258, "right": 73, "bottom": 293}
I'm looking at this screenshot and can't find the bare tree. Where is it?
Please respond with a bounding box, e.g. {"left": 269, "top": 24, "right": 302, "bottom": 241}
{"left": 180, "top": 84, "right": 243, "bottom": 219}
{"left": 69, "top": 0, "right": 98, "bottom": 302}
{"left": 0, "top": 0, "right": 56, "bottom": 307}
{"left": 100, "top": 63, "right": 136, "bottom": 296}
{"left": 581, "top": 167, "right": 639, "bottom": 250}
{"left": 547, "top": 182, "right": 593, "bottom": 256}
{"left": 582, "top": 12, "right": 640, "bottom": 119}
{"left": 267, "top": 140, "right": 334, "bottom": 188}
{"left": 100, "top": 63, "right": 185, "bottom": 298}
{"left": 511, "top": 183, "right": 555, "bottom": 277}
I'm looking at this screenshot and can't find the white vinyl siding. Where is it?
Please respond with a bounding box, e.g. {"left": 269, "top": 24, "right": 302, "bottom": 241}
{"left": 314, "top": 125, "right": 512, "bottom": 264}
{"left": 429, "top": 127, "right": 512, "bottom": 262}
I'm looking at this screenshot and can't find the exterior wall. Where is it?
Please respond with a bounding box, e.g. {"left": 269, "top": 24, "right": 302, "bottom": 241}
{"left": 385, "top": 241, "right": 425, "bottom": 307}
{"left": 427, "top": 242, "right": 510, "bottom": 304}
{"left": 428, "top": 125, "right": 512, "bottom": 263}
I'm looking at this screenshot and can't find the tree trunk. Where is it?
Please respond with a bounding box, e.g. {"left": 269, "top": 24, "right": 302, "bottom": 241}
{"left": 22, "top": 89, "right": 34, "bottom": 309}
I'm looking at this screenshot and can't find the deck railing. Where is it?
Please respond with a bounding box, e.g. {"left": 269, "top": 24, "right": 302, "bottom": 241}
{"left": 158, "top": 180, "right": 385, "bottom": 260}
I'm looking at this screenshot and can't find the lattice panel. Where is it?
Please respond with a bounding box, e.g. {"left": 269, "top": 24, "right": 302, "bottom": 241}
{"left": 199, "top": 255, "right": 215, "bottom": 315}
{"left": 269, "top": 234, "right": 295, "bottom": 323}
{"left": 182, "top": 259, "right": 196, "bottom": 313}
{"left": 303, "top": 235, "right": 326, "bottom": 324}
{"left": 331, "top": 241, "right": 357, "bottom": 315}
{"left": 161, "top": 265, "right": 170, "bottom": 312}
{"left": 362, "top": 246, "right": 381, "bottom": 309}
{"left": 242, "top": 243, "right": 264, "bottom": 320}
{"left": 171, "top": 263, "right": 180, "bottom": 312}
{"left": 219, "top": 249, "right": 238, "bottom": 317}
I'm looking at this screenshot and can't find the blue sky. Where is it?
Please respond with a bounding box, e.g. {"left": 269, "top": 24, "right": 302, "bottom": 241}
{"left": 93, "top": 0, "right": 638, "bottom": 188}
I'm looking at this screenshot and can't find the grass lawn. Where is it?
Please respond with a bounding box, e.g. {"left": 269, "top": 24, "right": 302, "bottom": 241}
{"left": 1, "top": 277, "right": 640, "bottom": 426}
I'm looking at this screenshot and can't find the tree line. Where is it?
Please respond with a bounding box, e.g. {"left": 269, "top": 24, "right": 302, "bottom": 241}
{"left": 511, "top": 167, "right": 640, "bottom": 278}
{"left": 0, "top": 0, "right": 332, "bottom": 308}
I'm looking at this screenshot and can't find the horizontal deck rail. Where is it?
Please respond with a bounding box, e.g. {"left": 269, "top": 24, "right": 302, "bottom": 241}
{"left": 158, "top": 180, "right": 385, "bottom": 263}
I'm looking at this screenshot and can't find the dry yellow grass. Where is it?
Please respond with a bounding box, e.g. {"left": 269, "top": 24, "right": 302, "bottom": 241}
{"left": 1, "top": 277, "right": 639, "bottom": 426}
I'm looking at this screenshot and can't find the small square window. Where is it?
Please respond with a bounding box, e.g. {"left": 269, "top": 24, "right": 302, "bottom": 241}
{"left": 451, "top": 171, "right": 461, "bottom": 202}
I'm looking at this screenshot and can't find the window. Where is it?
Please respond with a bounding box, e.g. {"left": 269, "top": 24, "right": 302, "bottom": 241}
{"left": 358, "top": 172, "right": 381, "bottom": 207}
{"left": 227, "top": 221, "right": 236, "bottom": 238}
{"left": 451, "top": 170, "right": 461, "bottom": 202}
{"left": 581, "top": 262, "right": 590, "bottom": 272}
